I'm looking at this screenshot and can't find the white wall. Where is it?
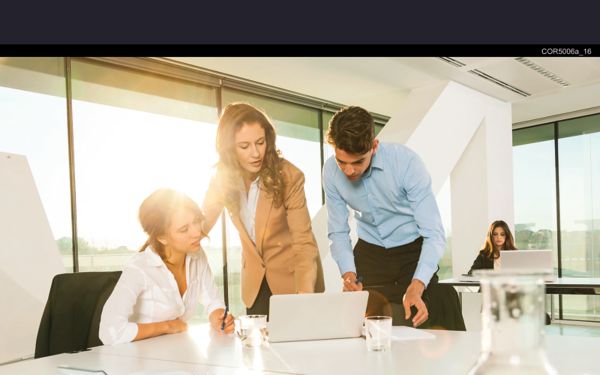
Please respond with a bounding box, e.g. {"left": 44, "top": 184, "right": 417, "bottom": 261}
{"left": 0, "top": 152, "right": 64, "bottom": 363}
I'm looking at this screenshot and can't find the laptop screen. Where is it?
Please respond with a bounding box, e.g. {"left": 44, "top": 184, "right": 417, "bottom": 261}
{"left": 268, "top": 291, "right": 368, "bottom": 343}
{"left": 500, "top": 249, "right": 553, "bottom": 271}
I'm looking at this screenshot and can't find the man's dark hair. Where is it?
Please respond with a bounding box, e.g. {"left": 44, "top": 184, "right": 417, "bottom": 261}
{"left": 326, "top": 106, "right": 375, "bottom": 154}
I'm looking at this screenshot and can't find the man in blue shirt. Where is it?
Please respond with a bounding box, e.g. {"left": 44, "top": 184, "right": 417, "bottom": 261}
{"left": 323, "top": 106, "right": 461, "bottom": 329}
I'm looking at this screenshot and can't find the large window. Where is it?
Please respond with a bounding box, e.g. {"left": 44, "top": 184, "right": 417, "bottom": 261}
{"left": 513, "top": 124, "right": 558, "bottom": 252}
{"left": 558, "top": 115, "right": 600, "bottom": 320}
{"left": 0, "top": 57, "right": 71, "bottom": 271}
{"left": 513, "top": 115, "right": 600, "bottom": 322}
{"left": 70, "top": 59, "right": 222, "bottom": 321}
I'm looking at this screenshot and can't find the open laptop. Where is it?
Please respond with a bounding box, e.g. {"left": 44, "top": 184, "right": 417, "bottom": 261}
{"left": 459, "top": 249, "right": 555, "bottom": 282}
{"left": 267, "top": 291, "right": 368, "bottom": 343}
{"left": 500, "top": 249, "right": 556, "bottom": 281}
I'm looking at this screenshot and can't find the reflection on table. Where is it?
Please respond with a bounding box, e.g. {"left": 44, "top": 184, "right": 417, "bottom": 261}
{"left": 0, "top": 323, "right": 596, "bottom": 375}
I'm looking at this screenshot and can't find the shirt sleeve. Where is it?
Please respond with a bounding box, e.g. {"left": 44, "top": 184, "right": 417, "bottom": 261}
{"left": 98, "top": 265, "right": 145, "bottom": 345}
{"left": 196, "top": 250, "right": 226, "bottom": 316}
{"left": 402, "top": 152, "right": 446, "bottom": 287}
{"left": 323, "top": 159, "right": 355, "bottom": 276}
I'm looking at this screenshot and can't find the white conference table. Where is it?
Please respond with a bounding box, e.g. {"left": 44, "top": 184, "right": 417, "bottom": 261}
{"left": 1, "top": 324, "right": 598, "bottom": 375}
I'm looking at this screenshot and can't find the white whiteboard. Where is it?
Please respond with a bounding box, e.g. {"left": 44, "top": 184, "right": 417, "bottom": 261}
{"left": 0, "top": 151, "right": 65, "bottom": 363}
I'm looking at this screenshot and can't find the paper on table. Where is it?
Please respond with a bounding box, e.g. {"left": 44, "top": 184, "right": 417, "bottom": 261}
{"left": 391, "top": 326, "right": 436, "bottom": 341}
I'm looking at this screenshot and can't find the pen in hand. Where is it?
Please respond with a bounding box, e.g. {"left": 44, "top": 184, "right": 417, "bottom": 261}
{"left": 343, "top": 275, "right": 363, "bottom": 291}
{"left": 220, "top": 306, "right": 228, "bottom": 331}
{"left": 344, "top": 275, "right": 363, "bottom": 284}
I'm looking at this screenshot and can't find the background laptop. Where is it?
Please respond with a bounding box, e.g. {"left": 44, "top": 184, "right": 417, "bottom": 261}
{"left": 268, "top": 291, "right": 368, "bottom": 343}
{"left": 500, "top": 249, "right": 556, "bottom": 281}
{"left": 459, "top": 249, "right": 555, "bottom": 282}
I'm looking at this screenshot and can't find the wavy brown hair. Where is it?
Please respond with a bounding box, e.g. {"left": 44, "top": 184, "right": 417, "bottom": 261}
{"left": 326, "top": 106, "right": 375, "bottom": 154}
{"left": 481, "top": 220, "right": 517, "bottom": 260}
{"left": 215, "top": 102, "right": 284, "bottom": 214}
{"left": 138, "top": 188, "right": 206, "bottom": 264}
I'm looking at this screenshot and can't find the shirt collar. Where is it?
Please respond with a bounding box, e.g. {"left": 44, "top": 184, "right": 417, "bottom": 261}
{"left": 238, "top": 176, "right": 260, "bottom": 190}
{"left": 144, "top": 245, "right": 201, "bottom": 267}
{"left": 144, "top": 247, "right": 164, "bottom": 267}
{"left": 363, "top": 149, "right": 384, "bottom": 178}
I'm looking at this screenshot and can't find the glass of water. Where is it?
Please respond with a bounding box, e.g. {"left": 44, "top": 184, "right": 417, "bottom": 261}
{"left": 365, "top": 316, "right": 392, "bottom": 351}
{"left": 238, "top": 315, "right": 268, "bottom": 347}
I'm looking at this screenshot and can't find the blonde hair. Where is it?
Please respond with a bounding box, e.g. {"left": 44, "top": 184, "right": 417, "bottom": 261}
{"left": 138, "top": 188, "right": 206, "bottom": 263}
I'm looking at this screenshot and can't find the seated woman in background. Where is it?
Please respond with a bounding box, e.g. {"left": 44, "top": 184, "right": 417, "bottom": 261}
{"left": 467, "top": 220, "right": 517, "bottom": 275}
{"left": 467, "top": 220, "right": 551, "bottom": 325}
{"left": 99, "top": 188, "right": 234, "bottom": 345}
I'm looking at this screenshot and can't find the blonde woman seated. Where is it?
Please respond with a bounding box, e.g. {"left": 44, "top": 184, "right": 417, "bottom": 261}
{"left": 467, "top": 220, "right": 517, "bottom": 275}
{"left": 99, "top": 189, "right": 234, "bottom": 345}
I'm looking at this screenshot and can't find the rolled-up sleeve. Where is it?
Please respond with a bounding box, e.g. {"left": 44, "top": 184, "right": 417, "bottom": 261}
{"left": 402, "top": 154, "right": 446, "bottom": 287}
{"left": 323, "top": 160, "right": 355, "bottom": 276}
{"left": 99, "top": 266, "right": 146, "bottom": 345}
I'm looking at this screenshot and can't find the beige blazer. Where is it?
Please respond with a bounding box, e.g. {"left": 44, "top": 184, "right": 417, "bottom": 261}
{"left": 203, "top": 159, "right": 324, "bottom": 308}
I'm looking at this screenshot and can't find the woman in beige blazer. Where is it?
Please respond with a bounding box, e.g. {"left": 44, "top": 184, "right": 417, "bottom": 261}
{"left": 202, "top": 102, "right": 324, "bottom": 315}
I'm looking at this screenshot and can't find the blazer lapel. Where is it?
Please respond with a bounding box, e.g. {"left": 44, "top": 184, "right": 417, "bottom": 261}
{"left": 254, "top": 184, "right": 272, "bottom": 256}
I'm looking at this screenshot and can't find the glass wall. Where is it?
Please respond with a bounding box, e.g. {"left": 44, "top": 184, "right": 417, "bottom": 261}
{"left": 69, "top": 59, "right": 222, "bottom": 321}
{"left": 0, "top": 57, "right": 71, "bottom": 271}
{"left": 513, "top": 115, "right": 600, "bottom": 322}
{"left": 558, "top": 115, "right": 600, "bottom": 320}
{"left": 513, "top": 124, "right": 558, "bottom": 252}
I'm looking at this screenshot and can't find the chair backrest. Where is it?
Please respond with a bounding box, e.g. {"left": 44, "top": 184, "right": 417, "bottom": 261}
{"left": 34, "top": 271, "right": 121, "bottom": 358}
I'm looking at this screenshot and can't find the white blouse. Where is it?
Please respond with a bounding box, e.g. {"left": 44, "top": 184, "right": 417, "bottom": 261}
{"left": 99, "top": 247, "right": 225, "bottom": 345}
{"left": 239, "top": 177, "right": 260, "bottom": 243}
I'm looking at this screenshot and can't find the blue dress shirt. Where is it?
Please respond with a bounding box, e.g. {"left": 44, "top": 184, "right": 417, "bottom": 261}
{"left": 322, "top": 142, "right": 445, "bottom": 287}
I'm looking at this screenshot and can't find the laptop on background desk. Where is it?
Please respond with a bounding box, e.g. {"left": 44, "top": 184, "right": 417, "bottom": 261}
{"left": 268, "top": 291, "right": 368, "bottom": 343}
{"left": 458, "top": 249, "right": 555, "bottom": 282}
{"left": 500, "top": 249, "right": 555, "bottom": 281}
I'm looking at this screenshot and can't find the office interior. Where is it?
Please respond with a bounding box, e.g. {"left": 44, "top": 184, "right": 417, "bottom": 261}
{"left": 1, "top": 57, "right": 600, "bottom": 369}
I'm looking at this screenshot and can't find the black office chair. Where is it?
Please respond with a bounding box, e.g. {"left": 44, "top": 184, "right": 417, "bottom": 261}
{"left": 34, "top": 271, "right": 122, "bottom": 358}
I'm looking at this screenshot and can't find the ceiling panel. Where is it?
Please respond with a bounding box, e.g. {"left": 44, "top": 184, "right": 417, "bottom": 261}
{"left": 522, "top": 57, "right": 600, "bottom": 86}
{"left": 476, "top": 59, "right": 563, "bottom": 95}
